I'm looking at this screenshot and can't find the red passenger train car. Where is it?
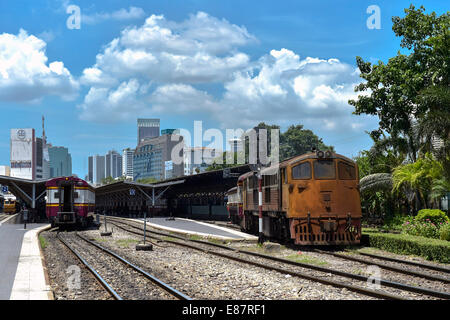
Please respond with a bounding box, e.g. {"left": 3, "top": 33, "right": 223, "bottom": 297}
{"left": 46, "top": 176, "right": 95, "bottom": 227}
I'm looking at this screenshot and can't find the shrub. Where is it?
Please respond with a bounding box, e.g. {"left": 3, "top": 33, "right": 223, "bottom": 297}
{"left": 364, "top": 232, "right": 450, "bottom": 263}
{"left": 402, "top": 220, "right": 440, "bottom": 239}
{"left": 415, "top": 209, "right": 449, "bottom": 225}
{"left": 439, "top": 222, "right": 450, "bottom": 241}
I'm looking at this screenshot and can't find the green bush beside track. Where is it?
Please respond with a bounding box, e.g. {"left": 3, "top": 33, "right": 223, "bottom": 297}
{"left": 364, "top": 232, "right": 450, "bottom": 263}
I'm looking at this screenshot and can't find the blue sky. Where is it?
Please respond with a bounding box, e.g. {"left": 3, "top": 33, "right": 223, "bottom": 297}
{"left": 0, "top": 0, "right": 447, "bottom": 178}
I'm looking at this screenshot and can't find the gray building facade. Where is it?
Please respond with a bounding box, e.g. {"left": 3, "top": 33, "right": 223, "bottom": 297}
{"left": 133, "top": 133, "right": 184, "bottom": 181}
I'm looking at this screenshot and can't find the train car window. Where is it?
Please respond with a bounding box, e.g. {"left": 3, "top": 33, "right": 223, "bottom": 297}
{"left": 292, "top": 162, "right": 311, "bottom": 179}
{"left": 314, "top": 160, "right": 336, "bottom": 179}
{"left": 338, "top": 161, "right": 356, "bottom": 180}
{"left": 265, "top": 188, "right": 271, "bottom": 203}
{"left": 263, "top": 174, "right": 277, "bottom": 186}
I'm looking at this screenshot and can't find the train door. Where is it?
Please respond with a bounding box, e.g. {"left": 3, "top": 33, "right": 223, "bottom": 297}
{"left": 281, "top": 168, "right": 289, "bottom": 212}
{"left": 61, "top": 185, "right": 73, "bottom": 212}
{"left": 335, "top": 160, "right": 361, "bottom": 216}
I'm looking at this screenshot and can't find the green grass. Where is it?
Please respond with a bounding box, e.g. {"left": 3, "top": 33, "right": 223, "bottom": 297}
{"left": 115, "top": 239, "right": 139, "bottom": 248}
{"left": 39, "top": 236, "right": 47, "bottom": 249}
{"left": 285, "top": 254, "right": 329, "bottom": 266}
{"left": 188, "top": 234, "right": 203, "bottom": 241}
{"left": 207, "top": 238, "right": 229, "bottom": 245}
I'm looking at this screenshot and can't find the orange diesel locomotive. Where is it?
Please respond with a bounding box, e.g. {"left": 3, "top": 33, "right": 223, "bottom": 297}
{"left": 229, "top": 151, "right": 361, "bottom": 245}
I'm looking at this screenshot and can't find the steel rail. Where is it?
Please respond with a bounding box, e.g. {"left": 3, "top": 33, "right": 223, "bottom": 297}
{"left": 107, "top": 219, "right": 404, "bottom": 300}
{"left": 57, "top": 233, "right": 123, "bottom": 300}
{"left": 354, "top": 251, "right": 450, "bottom": 274}
{"left": 76, "top": 233, "right": 192, "bottom": 301}
{"left": 108, "top": 217, "right": 450, "bottom": 300}
{"left": 314, "top": 249, "right": 450, "bottom": 284}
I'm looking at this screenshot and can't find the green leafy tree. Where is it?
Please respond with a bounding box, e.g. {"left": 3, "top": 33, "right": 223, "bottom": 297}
{"left": 280, "top": 125, "right": 333, "bottom": 160}
{"left": 349, "top": 5, "right": 450, "bottom": 163}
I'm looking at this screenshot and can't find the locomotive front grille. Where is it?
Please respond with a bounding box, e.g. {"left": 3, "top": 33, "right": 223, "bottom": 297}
{"left": 291, "top": 218, "right": 361, "bottom": 245}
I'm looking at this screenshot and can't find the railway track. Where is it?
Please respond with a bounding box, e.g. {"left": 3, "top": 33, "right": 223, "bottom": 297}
{"left": 350, "top": 250, "right": 450, "bottom": 274}
{"left": 106, "top": 217, "right": 450, "bottom": 300}
{"left": 57, "top": 231, "right": 192, "bottom": 300}
{"left": 57, "top": 232, "right": 122, "bottom": 300}
{"left": 313, "top": 249, "right": 450, "bottom": 284}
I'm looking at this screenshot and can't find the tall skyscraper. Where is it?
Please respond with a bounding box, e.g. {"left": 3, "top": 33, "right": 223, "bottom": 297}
{"left": 49, "top": 146, "right": 72, "bottom": 177}
{"left": 105, "top": 150, "right": 122, "bottom": 179}
{"left": 88, "top": 155, "right": 106, "bottom": 185}
{"left": 137, "top": 118, "right": 160, "bottom": 144}
{"left": 122, "top": 148, "right": 134, "bottom": 179}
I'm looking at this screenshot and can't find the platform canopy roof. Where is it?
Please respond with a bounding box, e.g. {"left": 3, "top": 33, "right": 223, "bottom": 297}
{"left": 94, "top": 164, "right": 251, "bottom": 200}
{"left": 0, "top": 175, "right": 48, "bottom": 207}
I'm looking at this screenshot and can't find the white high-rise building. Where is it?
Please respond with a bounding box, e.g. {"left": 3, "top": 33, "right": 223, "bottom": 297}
{"left": 88, "top": 155, "right": 105, "bottom": 186}
{"left": 105, "top": 150, "right": 122, "bottom": 179}
{"left": 122, "top": 148, "right": 134, "bottom": 179}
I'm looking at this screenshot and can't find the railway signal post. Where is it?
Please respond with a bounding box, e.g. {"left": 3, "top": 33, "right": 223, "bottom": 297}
{"left": 100, "top": 211, "right": 112, "bottom": 236}
{"left": 136, "top": 187, "right": 153, "bottom": 251}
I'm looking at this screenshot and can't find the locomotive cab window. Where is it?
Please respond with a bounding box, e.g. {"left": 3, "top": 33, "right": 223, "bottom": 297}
{"left": 313, "top": 160, "right": 336, "bottom": 179}
{"left": 292, "top": 162, "right": 311, "bottom": 179}
{"left": 338, "top": 161, "right": 356, "bottom": 180}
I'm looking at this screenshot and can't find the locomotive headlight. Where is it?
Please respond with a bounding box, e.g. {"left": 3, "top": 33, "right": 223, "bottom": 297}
{"left": 316, "top": 150, "right": 324, "bottom": 158}
{"left": 325, "top": 151, "right": 332, "bottom": 158}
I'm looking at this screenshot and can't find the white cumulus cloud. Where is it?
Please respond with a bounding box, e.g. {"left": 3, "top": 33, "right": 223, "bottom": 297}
{"left": 81, "top": 12, "right": 255, "bottom": 86}
{"left": 0, "top": 29, "right": 78, "bottom": 103}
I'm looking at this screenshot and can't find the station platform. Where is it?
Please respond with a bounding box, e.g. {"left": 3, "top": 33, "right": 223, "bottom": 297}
{"left": 0, "top": 216, "right": 52, "bottom": 300}
{"left": 134, "top": 217, "right": 258, "bottom": 241}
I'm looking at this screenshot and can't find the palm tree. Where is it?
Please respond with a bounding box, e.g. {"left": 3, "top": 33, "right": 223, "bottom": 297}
{"left": 392, "top": 153, "right": 445, "bottom": 211}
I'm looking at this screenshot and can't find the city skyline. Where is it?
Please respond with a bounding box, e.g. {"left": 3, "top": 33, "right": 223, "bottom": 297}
{"left": 0, "top": 1, "right": 448, "bottom": 179}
